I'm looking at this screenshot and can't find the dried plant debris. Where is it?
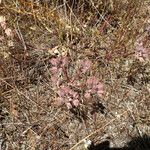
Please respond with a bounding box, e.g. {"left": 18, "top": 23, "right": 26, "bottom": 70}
{"left": 0, "top": 0, "right": 150, "bottom": 150}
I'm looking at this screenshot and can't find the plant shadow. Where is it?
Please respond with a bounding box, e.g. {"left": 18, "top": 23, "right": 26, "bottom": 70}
{"left": 89, "top": 135, "right": 150, "bottom": 150}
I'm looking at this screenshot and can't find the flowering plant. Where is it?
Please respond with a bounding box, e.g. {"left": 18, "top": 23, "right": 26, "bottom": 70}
{"left": 49, "top": 56, "right": 104, "bottom": 109}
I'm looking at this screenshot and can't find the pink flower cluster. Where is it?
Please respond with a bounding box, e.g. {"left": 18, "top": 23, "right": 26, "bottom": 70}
{"left": 49, "top": 56, "right": 104, "bottom": 109}
{"left": 50, "top": 56, "right": 68, "bottom": 87}
{"left": 135, "top": 34, "right": 149, "bottom": 62}
{"left": 84, "top": 76, "right": 104, "bottom": 99}
{"left": 57, "top": 85, "right": 79, "bottom": 109}
{"left": 78, "top": 58, "right": 92, "bottom": 73}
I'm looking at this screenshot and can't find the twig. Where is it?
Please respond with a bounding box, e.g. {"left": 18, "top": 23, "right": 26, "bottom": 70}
{"left": 14, "top": 20, "right": 27, "bottom": 51}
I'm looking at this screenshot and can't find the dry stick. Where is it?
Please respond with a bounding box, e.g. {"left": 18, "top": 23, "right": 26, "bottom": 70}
{"left": 63, "top": 0, "right": 67, "bottom": 19}
{"left": 13, "top": 0, "right": 27, "bottom": 51}
{"left": 69, "top": 110, "right": 127, "bottom": 150}
{"left": 14, "top": 21, "right": 27, "bottom": 51}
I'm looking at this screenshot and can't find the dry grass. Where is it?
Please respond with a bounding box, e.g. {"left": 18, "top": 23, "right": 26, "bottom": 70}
{"left": 0, "top": 0, "right": 150, "bottom": 150}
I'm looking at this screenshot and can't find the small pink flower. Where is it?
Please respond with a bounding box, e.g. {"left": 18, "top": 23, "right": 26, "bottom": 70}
{"left": 66, "top": 102, "right": 72, "bottom": 109}
{"left": 97, "top": 83, "right": 104, "bottom": 91}
{"left": 5, "top": 28, "right": 14, "bottom": 38}
{"left": 51, "top": 76, "right": 60, "bottom": 87}
{"left": 50, "top": 58, "right": 59, "bottom": 66}
{"left": 0, "top": 16, "right": 6, "bottom": 23}
{"left": 135, "top": 45, "right": 149, "bottom": 62}
{"left": 57, "top": 85, "right": 80, "bottom": 109}
{"left": 50, "top": 56, "right": 68, "bottom": 67}
{"left": 78, "top": 58, "right": 92, "bottom": 73}
{"left": 55, "top": 97, "right": 64, "bottom": 106}
{"left": 72, "top": 99, "right": 79, "bottom": 107}
{"left": 84, "top": 92, "right": 91, "bottom": 99}
{"left": 86, "top": 76, "right": 99, "bottom": 89}
{"left": 85, "top": 76, "right": 104, "bottom": 98}
{"left": 61, "top": 86, "right": 70, "bottom": 94}
{"left": 0, "top": 16, "right": 6, "bottom": 29}
{"left": 1, "top": 22, "right": 6, "bottom": 29}
{"left": 97, "top": 89, "right": 104, "bottom": 97}
{"left": 70, "top": 90, "right": 79, "bottom": 99}
{"left": 0, "top": 36, "right": 4, "bottom": 41}
{"left": 135, "top": 37, "right": 149, "bottom": 61}
{"left": 57, "top": 88, "right": 66, "bottom": 98}
{"left": 61, "top": 56, "right": 68, "bottom": 67}
{"left": 57, "top": 86, "right": 71, "bottom": 98}
{"left": 50, "top": 66, "right": 59, "bottom": 74}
